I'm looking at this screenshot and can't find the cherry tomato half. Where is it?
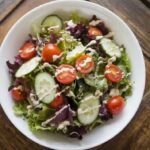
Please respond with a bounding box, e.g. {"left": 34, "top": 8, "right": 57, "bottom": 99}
{"left": 106, "top": 96, "right": 125, "bottom": 115}
{"left": 76, "top": 55, "right": 94, "bottom": 74}
{"left": 50, "top": 94, "right": 64, "bottom": 109}
{"left": 19, "top": 42, "right": 36, "bottom": 60}
{"left": 88, "top": 26, "right": 102, "bottom": 37}
{"left": 105, "top": 64, "right": 122, "bottom": 83}
{"left": 56, "top": 64, "right": 77, "bottom": 85}
{"left": 11, "top": 87, "right": 25, "bottom": 101}
{"left": 42, "top": 44, "right": 61, "bottom": 62}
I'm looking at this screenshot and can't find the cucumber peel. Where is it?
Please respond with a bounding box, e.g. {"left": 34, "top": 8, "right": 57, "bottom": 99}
{"left": 77, "top": 95, "right": 99, "bottom": 125}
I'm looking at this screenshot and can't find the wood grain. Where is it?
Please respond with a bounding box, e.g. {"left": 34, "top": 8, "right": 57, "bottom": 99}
{"left": 0, "top": 0, "right": 150, "bottom": 150}
{"left": 0, "top": 0, "right": 24, "bottom": 23}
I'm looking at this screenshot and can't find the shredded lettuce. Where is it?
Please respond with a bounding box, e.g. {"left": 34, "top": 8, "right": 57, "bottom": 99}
{"left": 117, "top": 46, "right": 131, "bottom": 73}
{"left": 58, "top": 31, "right": 78, "bottom": 51}
{"left": 70, "top": 11, "right": 88, "bottom": 24}
{"left": 13, "top": 102, "right": 28, "bottom": 116}
{"left": 88, "top": 118, "right": 103, "bottom": 131}
{"left": 27, "top": 105, "right": 55, "bottom": 131}
{"left": 117, "top": 78, "right": 132, "bottom": 97}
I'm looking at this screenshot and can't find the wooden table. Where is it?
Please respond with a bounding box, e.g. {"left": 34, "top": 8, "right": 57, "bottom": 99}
{"left": 0, "top": 0, "right": 150, "bottom": 149}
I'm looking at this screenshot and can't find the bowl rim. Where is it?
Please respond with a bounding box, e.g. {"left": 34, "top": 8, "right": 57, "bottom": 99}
{"left": 0, "top": 0, "right": 146, "bottom": 149}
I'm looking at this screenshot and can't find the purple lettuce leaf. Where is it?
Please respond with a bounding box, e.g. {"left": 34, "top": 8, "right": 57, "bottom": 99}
{"left": 49, "top": 33, "right": 59, "bottom": 44}
{"left": 89, "top": 15, "right": 98, "bottom": 21}
{"left": 89, "top": 15, "right": 109, "bottom": 35}
{"left": 12, "top": 78, "right": 32, "bottom": 95}
{"left": 63, "top": 95, "right": 78, "bottom": 111}
{"left": 99, "top": 104, "right": 112, "bottom": 121}
{"left": 68, "top": 23, "right": 93, "bottom": 45}
{"left": 49, "top": 105, "right": 76, "bottom": 127}
{"left": 96, "top": 22, "right": 109, "bottom": 35}
{"left": 67, "top": 126, "right": 87, "bottom": 140}
{"left": 6, "top": 55, "right": 24, "bottom": 77}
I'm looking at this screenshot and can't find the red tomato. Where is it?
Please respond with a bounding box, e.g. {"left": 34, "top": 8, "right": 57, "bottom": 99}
{"left": 19, "top": 42, "right": 36, "bottom": 60}
{"left": 11, "top": 87, "right": 25, "bottom": 101}
{"left": 56, "top": 64, "right": 77, "bottom": 84}
{"left": 76, "top": 55, "right": 94, "bottom": 74}
{"left": 105, "top": 64, "right": 122, "bottom": 83}
{"left": 42, "top": 44, "right": 61, "bottom": 62}
{"left": 88, "top": 26, "right": 102, "bottom": 37}
{"left": 50, "top": 94, "right": 64, "bottom": 109}
{"left": 106, "top": 96, "right": 125, "bottom": 115}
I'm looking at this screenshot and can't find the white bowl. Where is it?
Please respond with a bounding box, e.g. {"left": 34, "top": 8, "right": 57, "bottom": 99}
{"left": 0, "top": 0, "right": 145, "bottom": 149}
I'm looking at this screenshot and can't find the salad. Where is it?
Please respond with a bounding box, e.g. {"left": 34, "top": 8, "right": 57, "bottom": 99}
{"left": 7, "top": 12, "right": 132, "bottom": 139}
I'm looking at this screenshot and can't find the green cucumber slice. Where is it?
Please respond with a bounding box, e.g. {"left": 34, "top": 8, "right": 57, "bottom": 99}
{"left": 15, "top": 57, "right": 41, "bottom": 78}
{"left": 100, "top": 38, "right": 121, "bottom": 58}
{"left": 77, "top": 95, "right": 99, "bottom": 125}
{"left": 35, "top": 72, "right": 56, "bottom": 104}
{"left": 41, "top": 15, "right": 63, "bottom": 32}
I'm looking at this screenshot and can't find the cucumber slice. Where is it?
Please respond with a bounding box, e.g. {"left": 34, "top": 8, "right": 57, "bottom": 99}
{"left": 41, "top": 15, "right": 63, "bottom": 32}
{"left": 100, "top": 38, "right": 121, "bottom": 58}
{"left": 15, "top": 57, "right": 41, "bottom": 78}
{"left": 35, "top": 72, "right": 56, "bottom": 104}
{"left": 77, "top": 95, "right": 99, "bottom": 125}
{"left": 66, "top": 44, "right": 85, "bottom": 63}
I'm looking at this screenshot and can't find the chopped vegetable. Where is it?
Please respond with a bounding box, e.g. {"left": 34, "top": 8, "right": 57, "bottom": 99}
{"left": 76, "top": 55, "right": 94, "bottom": 74}
{"left": 42, "top": 44, "right": 62, "bottom": 62}
{"left": 19, "top": 42, "right": 36, "bottom": 60}
{"left": 7, "top": 13, "right": 132, "bottom": 140}
{"left": 56, "top": 64, "right": 77, "bottom": 84}
{"left": 41, "top": 15, "right": 63, "bottom": 32}
{"left": 88, "top": 26, "right": 102, "bottom": 37}
{"left": 106, "top": 96, "right": 125, "bottom": 115}
{"left": 105, "top": 64, "right": 122, "bottom": 83}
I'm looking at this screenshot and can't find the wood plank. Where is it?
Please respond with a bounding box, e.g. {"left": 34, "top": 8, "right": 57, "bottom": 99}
{"left": 0, "top": 0, "right": 24, "bottom": 23}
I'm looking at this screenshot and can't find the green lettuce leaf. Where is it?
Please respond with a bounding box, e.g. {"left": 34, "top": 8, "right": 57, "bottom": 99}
{"left": 27, "top": 105, "right": 55, "bottom": 131}
{"left": 13, "top": 101, "right": 28, "bottom": 116}
{"left": 117, "top": 46, "right": 131, "bottom": 73}
{"left": 70, "top": 11, "right": 88, "bottom": 24}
